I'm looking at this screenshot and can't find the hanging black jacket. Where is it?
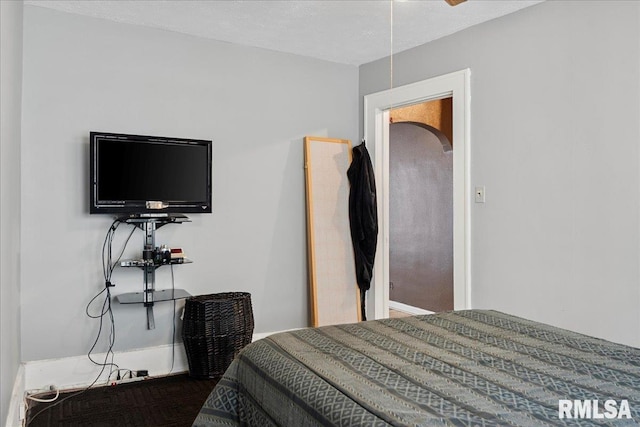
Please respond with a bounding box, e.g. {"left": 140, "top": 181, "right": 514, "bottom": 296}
{"left": 347, "top": 141, "right": 378, "bottom": 320}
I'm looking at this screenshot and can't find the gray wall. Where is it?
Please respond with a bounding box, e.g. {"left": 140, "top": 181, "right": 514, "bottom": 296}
{"left": 21, "top": 6, "right": 358, "bottom": 361}
{"left": 1, "top": 0, "right": 24, "bottom": 423}
{"left": 361, "top": 0, "right": 640, "bottom": 347}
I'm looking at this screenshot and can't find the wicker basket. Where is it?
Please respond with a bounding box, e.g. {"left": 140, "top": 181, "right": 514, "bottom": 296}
{"left": 182, "top": 292, "right": 254, "bottom": 379}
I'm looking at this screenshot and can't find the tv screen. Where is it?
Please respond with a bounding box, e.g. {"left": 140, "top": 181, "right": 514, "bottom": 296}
{"left": 90, "top": 132, "right": 212, "bottom": 215}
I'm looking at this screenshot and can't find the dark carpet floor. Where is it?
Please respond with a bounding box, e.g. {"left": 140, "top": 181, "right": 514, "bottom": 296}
{"left": 26, "top": 374, "right": 219, "bottom": 427}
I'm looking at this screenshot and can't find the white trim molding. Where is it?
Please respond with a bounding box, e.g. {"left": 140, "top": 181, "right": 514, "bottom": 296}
{"left": 388, "top": 301, "right": 434, "bottom": 316}
{"left": 6, "top": 330, "right": 292, "bottom": 426}
{"left": 3, "top": 328, "right": 306, "bottom": 426}
{"left": 20, "top": 330, "right": 290, "bottom": 393}
{"left": 23, "top": 344, "right": 190, "bottom": 392}
{"left": 5, "top": 365, "right": 24, "bottom": 427}
{"left": 364, "top": 69, "right": 472, "bottom": 320}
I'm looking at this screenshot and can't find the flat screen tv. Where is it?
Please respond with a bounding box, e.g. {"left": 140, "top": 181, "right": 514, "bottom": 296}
{"left": 90, "top": 132, "right": 212, "bottom": 215}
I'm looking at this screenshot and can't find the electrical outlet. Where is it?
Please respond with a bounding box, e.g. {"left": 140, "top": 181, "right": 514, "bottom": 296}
{"left": 475, "top": 186, "right": 485, "bottom": 203}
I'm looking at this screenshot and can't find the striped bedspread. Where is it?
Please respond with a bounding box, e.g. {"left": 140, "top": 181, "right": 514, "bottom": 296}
{"left": 193, "top": 310, "right": 640, "bottom": 426}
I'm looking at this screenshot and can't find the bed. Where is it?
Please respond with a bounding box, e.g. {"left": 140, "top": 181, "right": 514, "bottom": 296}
{"left": 193, "top": 310, "right": 640, "bottom": 426}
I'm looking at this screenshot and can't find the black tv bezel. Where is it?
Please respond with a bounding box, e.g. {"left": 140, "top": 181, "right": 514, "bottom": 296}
{"left": 90, "top": 132, "right": 213, "bottom": 215}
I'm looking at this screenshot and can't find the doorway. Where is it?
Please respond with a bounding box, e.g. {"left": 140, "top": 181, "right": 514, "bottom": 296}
{"left": 363, "top": 69, "right": 471, "bottom": 320}
{"left": 389, "top": 98, "right": 453, "bottom": 314}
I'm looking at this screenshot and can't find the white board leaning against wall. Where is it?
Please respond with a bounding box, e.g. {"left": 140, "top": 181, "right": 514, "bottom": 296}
{"left": 304, "top": 136, "right": 361, "bottom": 327}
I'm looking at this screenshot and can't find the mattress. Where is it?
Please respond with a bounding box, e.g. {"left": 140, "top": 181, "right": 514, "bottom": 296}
{"left": 193, "top": 310, "right": 640, "bottom": 426}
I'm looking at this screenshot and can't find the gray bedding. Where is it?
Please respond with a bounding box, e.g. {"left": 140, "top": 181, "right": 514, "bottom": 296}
{"left": 193, "top": 310, "right": 640, "bottom": 426}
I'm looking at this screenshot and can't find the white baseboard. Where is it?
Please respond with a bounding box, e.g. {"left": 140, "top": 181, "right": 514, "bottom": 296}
{"left": 5, "top": 364, "right": 25, "bottom": 427}
{"left": 21, "top": 330, "right": 290, "bottom": 392}
{"left": 23, "top": 343, "right": 190, "bottom": 392}
{"left": 252, "top": 329, "right": 297, "bottom": 341}
{"left": 8, "top": 329, "right": 292, "bottom": 427}
{"left": 389, "top": 300, "right": 434, "bottom": 316}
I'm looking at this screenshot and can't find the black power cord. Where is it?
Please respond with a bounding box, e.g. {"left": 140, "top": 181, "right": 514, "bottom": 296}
{"left": 87, "top": 219, "right": 136, "bottom": 373}
{"left": 27, "top": 219, "right": 137, "bottom": 424}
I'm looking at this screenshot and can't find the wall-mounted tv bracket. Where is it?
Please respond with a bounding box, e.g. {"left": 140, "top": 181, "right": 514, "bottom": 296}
{"left": 116, "top": 214, "right": 191, "bottom": 330}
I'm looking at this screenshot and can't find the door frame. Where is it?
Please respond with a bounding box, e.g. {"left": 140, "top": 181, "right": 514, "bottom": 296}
{"left": 363, "top": 68, "right": 471, "bottom": 319}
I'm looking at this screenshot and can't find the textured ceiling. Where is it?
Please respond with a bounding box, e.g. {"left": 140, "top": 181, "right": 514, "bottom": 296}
{"left": 25, "top": 0, "right": 544, "bottom": 66}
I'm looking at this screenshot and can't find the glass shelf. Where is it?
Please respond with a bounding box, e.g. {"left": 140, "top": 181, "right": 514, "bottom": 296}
{"left": 119, "top": 214, "right": 191, "bottom": 228}
{"left": 116, "top": 289, "right": 191, "bottom": 304}
{"left": 120, "top": 258, "right": 193, "bottom": 268}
